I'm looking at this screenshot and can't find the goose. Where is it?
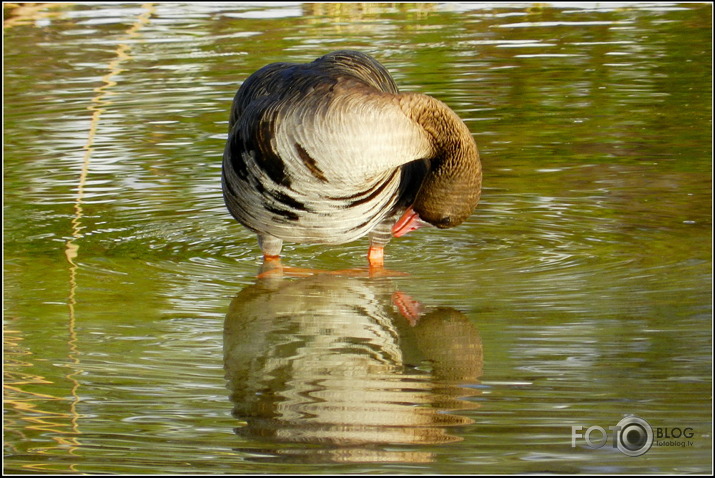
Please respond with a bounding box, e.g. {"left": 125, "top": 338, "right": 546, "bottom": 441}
{"left": 222, "top": 50, "right": 481, "bottom": 273}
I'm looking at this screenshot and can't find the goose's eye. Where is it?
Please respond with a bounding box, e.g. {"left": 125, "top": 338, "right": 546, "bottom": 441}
{"left": 437, "top": 216, "right": 453, "bottom": 228}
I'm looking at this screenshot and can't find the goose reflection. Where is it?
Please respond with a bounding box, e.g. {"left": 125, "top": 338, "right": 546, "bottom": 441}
{"left": 224, "top": 274, "right": 483, "bottom": 463}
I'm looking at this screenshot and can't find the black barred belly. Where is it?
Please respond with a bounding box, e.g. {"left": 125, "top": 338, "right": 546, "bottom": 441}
{"left": 224, "top": 166, "right": 402, "bottom": 245}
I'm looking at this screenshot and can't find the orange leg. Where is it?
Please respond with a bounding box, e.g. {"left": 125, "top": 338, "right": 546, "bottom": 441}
{"left": 256, "top": 247, "right": 406, "bottom": 279}
{"left": 366, "top": 245, "right": 408, "bottom": 278}
{"left": 367, "top": 245, "right": 384, "bottom": 269}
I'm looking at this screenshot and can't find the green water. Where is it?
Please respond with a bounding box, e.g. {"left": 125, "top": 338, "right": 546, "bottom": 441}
{"left": 3, "top": 2, "right": 712, "bottom": 474}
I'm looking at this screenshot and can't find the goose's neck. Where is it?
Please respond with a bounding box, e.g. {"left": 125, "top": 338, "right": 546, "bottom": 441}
{"left": 396, "top": 93, "right": 482, "bottom": 228}
{"left": 399, "top": 93, "right": 476, "bottom": 157}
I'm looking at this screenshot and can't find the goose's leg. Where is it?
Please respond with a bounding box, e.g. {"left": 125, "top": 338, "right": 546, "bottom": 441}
{"left": 257, "top": 234, "right": 286, "bottom": 277}
{"left": 364, "top": 221, "right": 409, "bottom": 277}
{"left": 258, "top": 234, "right": 283, "bottom": 259}
{"left": 256, "top": 234, "right": 322, "bottom": 278}
{"left": 367, "top": 245, "right": 384, "bottom": 269}
{"left": 255, "top": 225, "right": 407, "bottom": 278}
{"left": 367, "top": 221, "right": 391, "bottom": 271}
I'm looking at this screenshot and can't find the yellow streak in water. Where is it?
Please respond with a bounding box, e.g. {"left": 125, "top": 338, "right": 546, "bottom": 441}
{"left": 59, "top": 3, "right": 155, "bottom": 468}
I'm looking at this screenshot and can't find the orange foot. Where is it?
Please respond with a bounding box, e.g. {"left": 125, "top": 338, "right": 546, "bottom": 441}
{"left": 256, "top": 247, "right": 408, "bottom": 279}
{"left": 257, "top": 255, "right": 320, "bottom": 279}
{"left": 365, "top": 245, "right": 408, "bottom": 278}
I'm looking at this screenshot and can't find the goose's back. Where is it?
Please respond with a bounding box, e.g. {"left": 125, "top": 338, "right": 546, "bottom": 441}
{"left": 228, "top": 50, "right": 399, "bottom": 131}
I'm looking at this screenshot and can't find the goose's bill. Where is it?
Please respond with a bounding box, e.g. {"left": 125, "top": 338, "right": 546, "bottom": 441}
{"left": 392, "top": 206, "right": 430, "bottom": 237}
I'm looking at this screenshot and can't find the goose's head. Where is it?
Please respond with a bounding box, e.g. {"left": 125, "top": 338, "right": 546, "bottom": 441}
{"left": 391, "top": 93, "right": 482, "bottom": 238}
{"left": 392, "top": 136, "right": 481, "bottom": 238}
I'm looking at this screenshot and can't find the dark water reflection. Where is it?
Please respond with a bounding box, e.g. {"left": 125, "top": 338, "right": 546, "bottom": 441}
{"left": 224, "top": 275, "right": 482, "bottom": 463}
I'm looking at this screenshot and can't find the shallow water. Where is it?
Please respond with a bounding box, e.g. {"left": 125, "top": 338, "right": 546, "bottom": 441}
{"left": 3, "top": 2, "right": 712, "bottom": 474}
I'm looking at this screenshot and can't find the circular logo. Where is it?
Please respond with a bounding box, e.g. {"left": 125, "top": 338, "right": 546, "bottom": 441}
{"left": 615, "top": 416, "right": 653, "bottom": 457}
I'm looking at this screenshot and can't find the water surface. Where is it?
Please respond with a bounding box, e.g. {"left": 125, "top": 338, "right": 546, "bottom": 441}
{"left": 3, "top": 2, "right": 712, "bottom": 474}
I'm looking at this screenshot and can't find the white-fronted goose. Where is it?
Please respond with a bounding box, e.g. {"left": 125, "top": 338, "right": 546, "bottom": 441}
{"left": 222, "top": 50, "right": 481, "bottom": 271}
